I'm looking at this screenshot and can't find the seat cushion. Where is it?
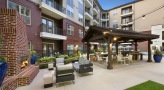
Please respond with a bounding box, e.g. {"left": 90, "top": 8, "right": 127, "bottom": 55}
{"left": 48, "top": 63, "right": 53, "bottom": 68}
{"left": 43, "top": 73, "right": 53, "bottom": 84}
{"left": 57, "top": 63, "right": 73, "bottom": 71}
{"left": 56, "top": 58, "right": 64, "bottom": 64}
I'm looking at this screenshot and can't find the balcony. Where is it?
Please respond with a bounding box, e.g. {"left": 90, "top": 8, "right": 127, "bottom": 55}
{"left": 121, "top": 12, "right": 134, "bottom": 17}
{"left": 93, "top": 18, "right": 99, "bottom": 25}
{"left": 85, "top": 0, "right": 92, "bottom": 8}
{"left": 121, "top": 21, "right": 133, "bottom": 26}
{"left": 101, "top": 16, "right": 109, "bottom": 21}
{"left": 40, "top": 25, "right": 67, "bottom": 40}
{"left": 85, "top": 10, "right": 93, "bottom": 20}
{"left": 85, "top": 23, "right": 90, "bottom": 30}
{"left": 93, "top": 7, "right": 99, "bottom": 15}
{"left": 39, "top": 0, "right": 67, "bottom": 19}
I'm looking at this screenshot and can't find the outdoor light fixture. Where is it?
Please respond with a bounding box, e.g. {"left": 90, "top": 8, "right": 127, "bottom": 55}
{"left": 75, "top": 45, "right": 78, "bottom": 48}
{"left": 142, "top": 15, "right": 145, "bottom": 19}
{"left": 113, "top": 37, "right": 117, "bottom": 41}
{"left": 103, "top": 31, "right": 109, "bottom": 35}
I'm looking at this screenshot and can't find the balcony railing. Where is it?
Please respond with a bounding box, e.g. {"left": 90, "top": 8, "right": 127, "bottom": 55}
{"left": 102, "top": 16, "right": 109, "bottom": 19}
{"left": 85, "top": 9, "right": 93, "bottom": 16}
{"left": 41, "top": 0, "right": 66, "bottom": 14}
{"left": 94, "top": 18, "right": 99, "bottom": 22}
{"left": 85, "top": 23, "right": 90, "bottom": 27}
{"left": 88, "top": 0, "right": 92, "bottom": 4}
{"left": 41, "top": 24, "right": 65, "bottom": 35}
{"left": 93, "top": 6, "right": 99, "bottom": 13}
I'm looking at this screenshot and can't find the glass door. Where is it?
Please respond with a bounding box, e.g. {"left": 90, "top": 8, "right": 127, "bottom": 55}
{"left": 43, "top": 43, "right": 54, "bottom": 56}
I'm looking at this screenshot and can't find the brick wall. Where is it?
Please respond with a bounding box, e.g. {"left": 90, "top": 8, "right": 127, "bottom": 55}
{"left": 0, "top": 0, "right": 42, "bottom": 56}
{"left": 63, "top": 18, "right": 84, "bottom": 50}
{"left": 0, "top": 8, "right": 29, "bottom": 76}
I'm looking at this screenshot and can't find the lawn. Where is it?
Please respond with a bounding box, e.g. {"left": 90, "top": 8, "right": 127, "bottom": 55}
{"left": 126, "top": 80, "right": 164, "bottom": 90}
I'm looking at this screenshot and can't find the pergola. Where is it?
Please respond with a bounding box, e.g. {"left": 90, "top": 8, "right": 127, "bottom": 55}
{"left": 82, "top": 26, "right": 159, "bottom": 69}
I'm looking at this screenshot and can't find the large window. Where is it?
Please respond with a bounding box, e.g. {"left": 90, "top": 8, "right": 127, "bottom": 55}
{"left": 79, "top": 29, "right": 83, "bottom": 38}
{"left": 67, "top": 0, "right": 73, "bottom": 8}
{"left": 113, "top": 20, "right": 118, "bottom": 29}
{"left": 8, "top": 0, "right": 31, "bottom": 25}
{"left": 78, "top": 1, "right": 83, "bottom": 15}
{"left": 42, "top": 18, "right": 53, "bottom": 33}
{"left": 67, "top": 10, "right": 74, "bottom": 18}
{"left": 67, "top": 44, "right": 74, "bottom": 54}
{"left": 67, "top": 24, "right": 74, "bottom": 36}
{"left": 78, "top": 45, "right": 83, "bottom": 51}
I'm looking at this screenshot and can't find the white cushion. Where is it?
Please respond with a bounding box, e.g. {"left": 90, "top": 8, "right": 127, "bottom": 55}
{"left": 48, "top": 63, "right": 53, "bottom": 68}
{"left": 56, "top": 58, "right": 64, "bottom": 64}
{"left": 57, "top": 63, "right": 73, "bottom": 71}
{"left": 43, "top": 73, "right": 53, "bottom": 84}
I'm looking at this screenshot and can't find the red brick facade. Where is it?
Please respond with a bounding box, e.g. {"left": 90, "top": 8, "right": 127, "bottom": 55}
{"left": 0, "top": 0, "right": 42, "bottom": 54}
{"left": 63, "top": 18, "right": 84, "bottom": 51}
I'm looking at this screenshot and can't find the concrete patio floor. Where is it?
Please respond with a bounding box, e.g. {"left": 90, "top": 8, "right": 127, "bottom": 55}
{"left": 16, "top": 57, "right": 164, "bottom": 90}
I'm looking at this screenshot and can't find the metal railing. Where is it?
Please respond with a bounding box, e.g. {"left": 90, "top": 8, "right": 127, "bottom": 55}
{"left": 85, "top": 23, "right": 90, "bottom": 27}
{"left": 41, "top": 0, "right": 66, "bottom": 14}
{"left": 93, "top": 6, "right": 99, "bottom": 13}
{"left": 121, "top": 20, "right": 133, "bottom": 24}
{"left": 94, "top": 18, "right": 99, "bottom": 22}
{"left": 88, "top": 0, "right": 92, "bottom": 4}
{"left": 41, "top": 24, "right": 65, "bottom": 35}
{"left": 85, "top": 9, "right": 93, "bottom": 17}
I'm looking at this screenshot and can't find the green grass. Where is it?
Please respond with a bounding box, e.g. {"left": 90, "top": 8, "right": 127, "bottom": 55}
{"left": 126, "top": 80, "right": 164, "bottom": 90}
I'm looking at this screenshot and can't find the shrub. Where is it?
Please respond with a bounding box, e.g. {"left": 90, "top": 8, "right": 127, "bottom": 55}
{"left": 37, "top": 56, "right": 55, "bottom": 63}
{"left": 154, "top": 49, "right": 162, "bottom": 56}
{"left": 0, "top": 56, "right": 7, "bottom": 62}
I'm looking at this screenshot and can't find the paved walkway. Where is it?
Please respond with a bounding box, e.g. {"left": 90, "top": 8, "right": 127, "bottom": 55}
{"left": 16, "top": 57, "right": 164, "bottom": 90}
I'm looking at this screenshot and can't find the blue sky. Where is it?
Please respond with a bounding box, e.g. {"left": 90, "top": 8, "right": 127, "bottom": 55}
{"left": 98, "top": 0, "right": 136, "bottom": 10}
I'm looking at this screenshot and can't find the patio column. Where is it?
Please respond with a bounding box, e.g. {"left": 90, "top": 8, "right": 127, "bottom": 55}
{"left": 107, "top": 37, "right": 113, "bottom": 69}
{"left": 116, "top": 42, "right": 118, "bottom": 55}
{"left": 147, "top": 39, "right": 152, "bottom": 62}
{"left": 135, "top": 41, "right": 138, "bottom": 51}
{"left": 87, "top": 41, "right": 90, "bottom": 60}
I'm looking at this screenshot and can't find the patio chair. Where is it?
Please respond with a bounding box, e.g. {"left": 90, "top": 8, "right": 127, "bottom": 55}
{"left": 56, "top": 58, "right": 65, "bottom": 66}
{"left": 116, "top": 55, "right": 125, "bottom": 64}
{"left": 96, "top": 55, "right": 103, "bottom": 62}
{"left": 127, "top": 55, "right": 133, "bottom": 64}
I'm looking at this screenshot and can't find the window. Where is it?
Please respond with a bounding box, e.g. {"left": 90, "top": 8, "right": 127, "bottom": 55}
{"left": 78, "top": 1, "right": 83, "bottom": 15}
{"left": 67, "top": 10, "right": 74, "bottom": 18}
{"left": 28, "top": 42, "right": 31, "bottom": 50}
{"left": 78, "top": 17, "right": 83, "bottom": 23}
{"left": 78, "top": 45, "right": 83, "bottom": 51}
{"left": 67, "top": 0, "right": 73, "bottom": 8}
{"left": 67, "top": 44, "right": 74, "bottom": 54}
{"left": 42, "top": 18, "right": 53, "bottom": 33}
{"left": 112, "top": 12, "right": 117, "bottom": 16}
{"left": 8, "top": 0, "right": 31, "bottom": 25}
{"left": 79, "top": 29, "right": 83, "bottom": 38}
{"left": 113, "top": 20, "right": 118, "bottom": 29}
{"left": 67, "top": 24, "right": 74, "bottom": 35}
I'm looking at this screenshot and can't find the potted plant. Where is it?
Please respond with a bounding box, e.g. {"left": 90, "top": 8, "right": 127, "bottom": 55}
{"left": 30, "top": 50, "right": 37, "bottom": 64}
{"left": 0, "top": 56, "right": 7, "bottom": 86}
{"left": 153, "top": 49, "right": 163, "bottom": 63}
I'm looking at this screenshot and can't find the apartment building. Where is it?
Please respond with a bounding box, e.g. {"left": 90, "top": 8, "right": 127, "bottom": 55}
{"left": 0, "top": 0, "right": 102, "bottom": 56}
{"left": 105, "top": 0, "right": 164, "bottom": 32}
{"left": 0, "top": 0, "right": 85, "bottom": 56}
{"left": 84, "top": 0, "right": 101, "bottom": 30}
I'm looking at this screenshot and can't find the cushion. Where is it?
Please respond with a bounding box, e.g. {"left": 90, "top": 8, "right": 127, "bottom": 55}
{"left": 48, "top": 63, "right": 53, "bottom": 68}
{"left": 57, "top": 63, "right": 73, "bottom": 71}
{"left": 43, "top": 73, "right": 53, "bottom": 84}
{"left": 56, "top": 58, "right": 64, "bottom": 64}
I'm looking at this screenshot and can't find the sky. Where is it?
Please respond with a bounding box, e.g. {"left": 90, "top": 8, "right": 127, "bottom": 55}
{"left": 98, "top": 0, "right": 136, "bottom": 10}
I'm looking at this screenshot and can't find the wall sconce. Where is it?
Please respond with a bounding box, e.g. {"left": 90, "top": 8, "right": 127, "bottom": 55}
{"left": 113, "top": 37, "right": 117, "bottom": 41}
{"left": 75, "top": 45, "right": 78, "bottom": 48}
{"left": 142, "top": 15, "right": 145, "bottom": 19}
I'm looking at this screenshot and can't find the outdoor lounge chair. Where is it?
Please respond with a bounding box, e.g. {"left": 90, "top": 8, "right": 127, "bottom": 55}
{"left": 72, "top": 57, "right": 93, "bottom": 75}
{"left": 116, "top": 55, "right": 125, "bottom": 64}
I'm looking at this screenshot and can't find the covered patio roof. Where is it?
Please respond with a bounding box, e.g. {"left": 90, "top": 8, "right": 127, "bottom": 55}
{"left": 82, "top": 26, "right": 159, "bottom": 42}
{"left": 83, "top": 26, "right": 159, "bottom": 69}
